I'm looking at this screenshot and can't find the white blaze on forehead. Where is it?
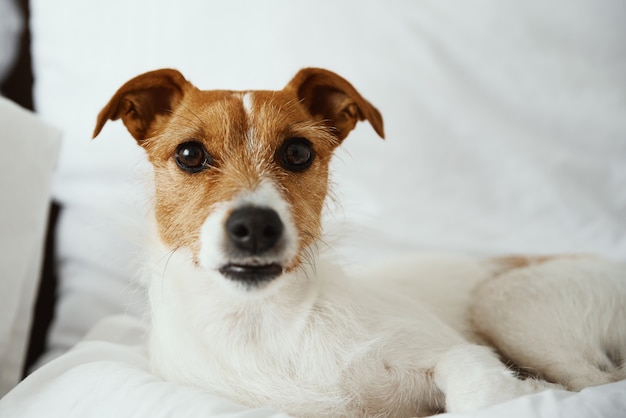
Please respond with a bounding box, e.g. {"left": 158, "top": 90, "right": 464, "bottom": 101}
{"left": 239, "top": 91, "right": 257, "bottom": 154}
{"left": 241, "top": 91, "right": 254, "bottom": 117}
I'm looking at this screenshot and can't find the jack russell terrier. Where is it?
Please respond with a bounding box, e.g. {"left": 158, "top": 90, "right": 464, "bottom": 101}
{"left": 93, "top": 68, "right": 626, "bottom": 417}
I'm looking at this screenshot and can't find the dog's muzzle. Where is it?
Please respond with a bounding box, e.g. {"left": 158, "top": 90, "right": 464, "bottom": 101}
{"left": 219, "top": 206, "right": 285, "bottom": 284}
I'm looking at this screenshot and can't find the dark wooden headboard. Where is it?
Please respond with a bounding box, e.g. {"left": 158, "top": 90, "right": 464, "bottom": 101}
{"left": 1, "top": 0, "right": 32, "bottom": 110}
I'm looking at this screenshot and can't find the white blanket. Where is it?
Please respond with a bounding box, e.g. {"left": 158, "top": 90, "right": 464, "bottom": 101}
{"left": 2, "top": 315, "right": 625, "bottom": 418}
{"left": 4, "top": 0, "right": 623, "bottom": 416}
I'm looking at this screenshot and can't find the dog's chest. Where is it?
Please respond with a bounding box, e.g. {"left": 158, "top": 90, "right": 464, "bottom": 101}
{"left": 150, "top": 296, "right": 370, "bottom": 414}
{"left": 147, "top": 248, "right": 448, "bottom": 416}
{"left": 151, "top": 293, "right": 442, "bottom": 417}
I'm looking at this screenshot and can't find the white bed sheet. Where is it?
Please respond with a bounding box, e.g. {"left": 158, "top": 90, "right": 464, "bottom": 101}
{"left": 0, "top": 316, "right": 289, "bottom": 418}
{"left": 8, "top": 0, "right": 624, "bottom": 416}
{"left": 2, "top": 315, "right": 625, "bottom": 418}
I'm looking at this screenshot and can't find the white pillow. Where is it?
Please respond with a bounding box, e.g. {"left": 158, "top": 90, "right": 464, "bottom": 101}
{"left": 0, "top": 97, "right": 61, "bottom": 396}
{"left": 30, "top": 0, "right": 626, "bottom": 364}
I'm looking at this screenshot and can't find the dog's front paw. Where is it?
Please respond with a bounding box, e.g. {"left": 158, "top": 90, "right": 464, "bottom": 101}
{"left": 436, "top": 345, "right": 563, "bottom": 413}
{"left": 449, "top": 375, "right": 560, "bottom": 413}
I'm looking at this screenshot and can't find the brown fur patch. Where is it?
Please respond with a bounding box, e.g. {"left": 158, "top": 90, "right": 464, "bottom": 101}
{"left": 490, "top": 255, "right": 560, "bottom": 277}
{"left": 94, "top": 68, "right": 384, "bottom": 268}
{"left": 146, "top": 89, "right": 338, "bottom": 263}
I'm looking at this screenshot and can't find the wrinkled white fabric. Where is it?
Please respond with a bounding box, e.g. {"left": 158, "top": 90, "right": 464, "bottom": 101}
{"left": 3, "top": 315, "right": 625, "bottom": 417}
{"left": 16, "top": 0, "right": 626, "bottom": 416}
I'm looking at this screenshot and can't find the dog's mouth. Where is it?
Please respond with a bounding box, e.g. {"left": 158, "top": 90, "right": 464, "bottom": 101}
{"left": 218, "top": 262, "right": 283, "bottom": 285}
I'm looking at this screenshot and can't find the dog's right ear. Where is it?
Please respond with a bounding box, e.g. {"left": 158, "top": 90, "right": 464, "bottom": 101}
{"left": 93, "top": 68, "right": 190, "bottom": 143}
{"left": 286, "top": 68, "right": 385, "bottom": 142}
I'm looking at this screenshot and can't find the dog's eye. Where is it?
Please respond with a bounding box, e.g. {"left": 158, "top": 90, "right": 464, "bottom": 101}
{"left": 174, "top": 141, "right": 212, "bottom": 173}
{"left": 279, "top": 138, "right": 314, "bottom": 172}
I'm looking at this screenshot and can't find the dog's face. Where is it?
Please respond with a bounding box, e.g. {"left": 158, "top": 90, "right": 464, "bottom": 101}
{"left": 94, "top": 68, "right": 384, "bottom": 291}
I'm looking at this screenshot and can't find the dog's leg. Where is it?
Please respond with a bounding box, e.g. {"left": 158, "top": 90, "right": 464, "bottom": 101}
{"left": 471, "top": 256, "right": 626, "bottom": 391}
{"left": 433, "top": 343, "right": 556, "bottom": 413}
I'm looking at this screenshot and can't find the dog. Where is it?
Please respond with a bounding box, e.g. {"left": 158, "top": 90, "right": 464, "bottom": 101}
{"left": 93, "top": 68, "right": 626, "bottom": 417}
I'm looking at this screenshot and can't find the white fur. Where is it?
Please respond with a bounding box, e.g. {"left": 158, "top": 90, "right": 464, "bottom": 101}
{"left": 141, "top": 93, "right": 626, "bottom": 417}
{"left": 241, "top": 91, "right": 253, "bottom": 117}
{"left": 146, "top": 178, "right": 626, "bottom": 416}
{"left": 239, "top": 92, "right": 258, "bottom": 155}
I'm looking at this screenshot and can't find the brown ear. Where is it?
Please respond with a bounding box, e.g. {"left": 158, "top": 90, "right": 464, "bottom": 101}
{"left": 93, "top": 68, "right": 190, "bottom": 142}
{"left": 286, "top": 68, "right": 384, "bottom": 141}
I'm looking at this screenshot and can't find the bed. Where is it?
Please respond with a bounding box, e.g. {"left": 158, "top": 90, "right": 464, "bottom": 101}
{"left": 1, "top": 0, "right": 625, "bottom": 416}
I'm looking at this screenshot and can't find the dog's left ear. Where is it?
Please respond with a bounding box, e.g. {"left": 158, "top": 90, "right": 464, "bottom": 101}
{"left": 286, "top": 68, "right": 385, "bottom": 141}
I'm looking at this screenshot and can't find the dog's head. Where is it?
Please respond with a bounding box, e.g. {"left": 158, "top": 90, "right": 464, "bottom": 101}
{"left": 94, "top": 68, "right": 384, "bottom": 291}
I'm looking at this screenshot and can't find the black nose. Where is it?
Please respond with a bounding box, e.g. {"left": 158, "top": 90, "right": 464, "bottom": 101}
{"left": 225, "top": 207, "right": 284, "bottom": 255}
